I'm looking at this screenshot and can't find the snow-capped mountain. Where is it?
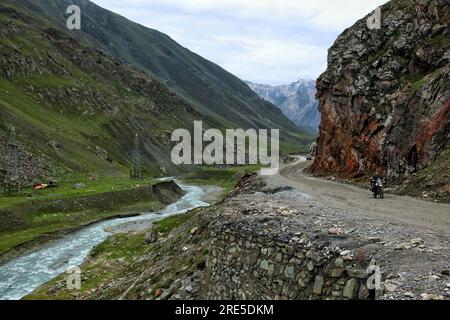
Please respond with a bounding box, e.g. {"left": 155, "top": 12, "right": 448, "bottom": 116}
{"left": 246, "top": 80, "right": 320, "bottom": 134}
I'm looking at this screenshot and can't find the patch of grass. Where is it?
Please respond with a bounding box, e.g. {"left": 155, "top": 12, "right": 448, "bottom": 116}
{"left": 428, "top": 34, "right": 450, "bottom": 47}
{"left": 0, "top": 177, "right": 163, "bottom": 255}
{"left": 153, "top": 212, "right": 194, "bottom": 234}
{"left": 398, "top": 146, "right": 450, "bottom": 202}
{"left": 91, "top": 233, "right": 148, "bottom": 261}
{"left": 0, "top": 177, "right": 155, "bottom": 209}
{"left": 280, "top": 141, "right": 310, "bottom": 155}
{"left": 182, "top": 165, "right": 260, "bottom": 195}
{"left": 0, "top": 224, "right": 66, "bottom": 255}
{"left": 411, "top": 77, "right": 428, "bottom": 94}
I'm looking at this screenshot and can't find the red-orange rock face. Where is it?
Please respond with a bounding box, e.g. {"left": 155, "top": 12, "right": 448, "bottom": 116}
{"left": 312, "top": 0, "right": 450, "bottom": 184}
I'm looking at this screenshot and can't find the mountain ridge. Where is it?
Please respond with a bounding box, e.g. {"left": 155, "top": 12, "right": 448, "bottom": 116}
{"left": 246, "top": 80, "right": 320, "bottom": 134}
{"left": 12, "top": 0, "right": 310, "bottom": 145}
{"left": 0, "top": 0, "right": 311, "bottom": 183}
{"left": 0, "top": 1, "right": 218, "bottom": 180}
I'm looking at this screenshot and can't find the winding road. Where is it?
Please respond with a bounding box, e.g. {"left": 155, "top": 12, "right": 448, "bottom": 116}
{"left": 265, "top": 156, "right": 450, "bottom": 234}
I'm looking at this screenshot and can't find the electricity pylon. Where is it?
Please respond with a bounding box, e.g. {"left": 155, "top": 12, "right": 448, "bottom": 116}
{"left": 130, "top": 133, "right": 143, "bottom": 179}
{"left": 3, "top": 127, "right": 21, "bottom": 196}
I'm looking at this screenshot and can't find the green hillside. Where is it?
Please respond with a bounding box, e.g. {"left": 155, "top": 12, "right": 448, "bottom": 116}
{"left": 0, "top": 0, "right": 311, "bottom": 185}
{"left": 12, "top": 0, "right": 310, "bottom": 145}
{"left": 0, "top": 1, "right": 219, "bottom": 181}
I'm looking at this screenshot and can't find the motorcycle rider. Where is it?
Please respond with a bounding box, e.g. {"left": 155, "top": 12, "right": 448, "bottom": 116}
{"left": 370, "top": 172, "right": 383, "bottom": 191}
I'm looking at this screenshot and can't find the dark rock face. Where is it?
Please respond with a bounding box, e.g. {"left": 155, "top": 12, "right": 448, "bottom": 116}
{"left": 151, "top": 180, "right": 186, "bottom": 204}
{"left": 311, "top": 0, "right": 449, "bottom": 186}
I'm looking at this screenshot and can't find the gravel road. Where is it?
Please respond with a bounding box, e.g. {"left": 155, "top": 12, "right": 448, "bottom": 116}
{"left": 266, "top": 156, "right": 450, "bottom": 234}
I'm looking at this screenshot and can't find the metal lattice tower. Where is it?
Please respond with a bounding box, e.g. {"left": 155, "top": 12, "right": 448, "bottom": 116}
{"left": 130, "top": 133, "right": 143, "bottom": 179}
{"left": 3, "top": 127, "right": 22, "bottom": 196}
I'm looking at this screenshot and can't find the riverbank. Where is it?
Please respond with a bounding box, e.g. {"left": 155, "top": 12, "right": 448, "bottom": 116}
{"left": 0, "top": 182, "right": 214, "bottom": 300}
{"left": 25, "top": 208, "right": 206, "bottom": 300}
{"left": 0, "top": 180, "right": 185, "bottom": 265}
{"left": 7, "top": 167, "right": 254, "bottom": 300}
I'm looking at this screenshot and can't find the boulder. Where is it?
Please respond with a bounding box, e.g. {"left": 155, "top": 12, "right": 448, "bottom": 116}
{"left": 73, "top": 183, "right": 87, "bottom": 190}
{"left": 144, "top": 229, "right": 158, "bottom": 244}
{"left": 343, "top": 278, "right": 359, "bottom": 299}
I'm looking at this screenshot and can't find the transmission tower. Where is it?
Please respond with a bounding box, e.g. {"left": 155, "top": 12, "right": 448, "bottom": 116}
{"left": 3, "top": 127, "right": 22, "bottom": 196}
{"left": 130, "top": 133, "right": 143, "bottom": 179}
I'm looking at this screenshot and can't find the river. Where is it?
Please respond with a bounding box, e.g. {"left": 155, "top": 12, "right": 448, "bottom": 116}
{"left": 0, "top": 182, "right": 210, "bottom": 300}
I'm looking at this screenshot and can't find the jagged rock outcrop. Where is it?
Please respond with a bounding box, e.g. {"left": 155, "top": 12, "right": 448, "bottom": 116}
{"left": 246, "top": 80, "right": 320, "bottom": 134}
{"left": 311, "top": 0, "right": 449, "bottom": 195}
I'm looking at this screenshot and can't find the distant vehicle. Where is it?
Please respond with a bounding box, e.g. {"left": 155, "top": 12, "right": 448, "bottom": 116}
{"left": 47, "top": 181, "right": 59, "bottom": 188}
{"left": 371, "top": 178, "right": 384, "bottom": 199}
{"left": 306, "top": 154, "right": 313, "bottom": 161}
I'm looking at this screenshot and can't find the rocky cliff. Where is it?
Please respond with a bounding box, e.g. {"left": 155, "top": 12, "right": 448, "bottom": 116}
{"left": 311, "top": 0, "right": 449, "bottom": 199}
{"left": 246, "top": 80, "right": 320, "bottom": 134}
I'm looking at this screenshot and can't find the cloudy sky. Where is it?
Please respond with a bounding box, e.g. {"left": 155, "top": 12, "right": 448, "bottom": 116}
{"left": 91, "top": 0, "right": 388, "bottom": 85}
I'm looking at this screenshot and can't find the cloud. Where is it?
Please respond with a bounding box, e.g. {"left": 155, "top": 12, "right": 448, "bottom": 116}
{"left": 91, "top": 0, "right": 388, "bottom": 85}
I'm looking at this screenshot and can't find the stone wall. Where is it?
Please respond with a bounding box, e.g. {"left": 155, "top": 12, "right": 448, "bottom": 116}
{"left": 204, "top": 221, "right": 371, "bottom": 300}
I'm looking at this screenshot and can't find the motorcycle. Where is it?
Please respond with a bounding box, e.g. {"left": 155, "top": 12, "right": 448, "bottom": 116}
{"left": 371, "top": 178, "right": 384, "bottom": 199}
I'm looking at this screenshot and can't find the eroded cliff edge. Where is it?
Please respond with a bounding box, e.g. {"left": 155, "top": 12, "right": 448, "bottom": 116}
{"left": 311, "top": 0, "right": 449, "bottom": 200}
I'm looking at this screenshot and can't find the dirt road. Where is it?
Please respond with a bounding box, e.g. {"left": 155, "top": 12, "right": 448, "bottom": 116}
{"left": 265, "top": 156, "right": 450, "bottom": 234}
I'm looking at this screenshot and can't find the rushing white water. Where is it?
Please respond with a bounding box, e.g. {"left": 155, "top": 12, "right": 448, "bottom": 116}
{"left": 0, "top": 182, "right": 209, "bottom": 300}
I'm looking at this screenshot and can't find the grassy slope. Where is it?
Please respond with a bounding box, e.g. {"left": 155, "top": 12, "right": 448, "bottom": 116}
{"left": 397, "top": 145, "right": 450, "bottom": 202}
{"left": 0, "top": 1, "right": 218, "bottom": 180}
{"left": 12, "top": 0, "right": 313, "bottom": 148}
{"left": 0, "top": 1, "right": 219, "bottom": 256}
{"left": 25, "top": 211, "right": 197, "bottom": 300}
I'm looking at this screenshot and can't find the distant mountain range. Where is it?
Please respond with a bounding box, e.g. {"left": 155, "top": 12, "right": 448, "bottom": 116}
{"left": 246, "top": 80, "right": 320, "bottom": 134}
